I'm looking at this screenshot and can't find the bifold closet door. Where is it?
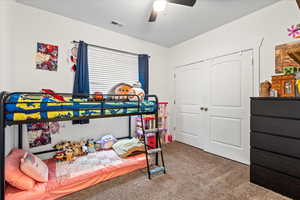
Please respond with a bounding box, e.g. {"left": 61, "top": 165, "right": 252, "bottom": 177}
{"left": 206, "top": 50, "right": 253, "bottom": 164}
{"left": 175, "top": 62, "right": 209, "bottom": 149}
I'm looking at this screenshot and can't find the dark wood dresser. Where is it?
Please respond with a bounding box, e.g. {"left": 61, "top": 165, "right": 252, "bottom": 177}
{"left": 251, "top": 97, "right": 300, "bottom": 199}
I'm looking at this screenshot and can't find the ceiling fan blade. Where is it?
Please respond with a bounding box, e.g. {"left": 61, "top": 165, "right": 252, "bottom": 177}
{"left": 297, "top": 0, "right": 300, "bottom": 9}
{"left": 149, "top": 9, "right": 158, "bottom": 22}
{"left": 168, "top": 0, "right": 196, "bottom": 7}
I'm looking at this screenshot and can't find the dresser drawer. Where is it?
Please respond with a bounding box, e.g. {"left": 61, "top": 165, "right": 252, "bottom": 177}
{"left": 251, "top": 148, "right": 300, "bottom": 178}
{"left": 251, "top": 164, "right": 300, "bottom": 199}
{"left": 251, "top": 99, "right": 300, "bottom": 119}
{"left": 251, "top": 132, "right": 300, "bottom": 158}
{"left": 251, "top": 116, "right": 300, "bottom": 139}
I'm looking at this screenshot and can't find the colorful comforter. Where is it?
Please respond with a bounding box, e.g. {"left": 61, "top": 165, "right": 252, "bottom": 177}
{"left": 5, "top": 94, "right": 156, "bottom": 121}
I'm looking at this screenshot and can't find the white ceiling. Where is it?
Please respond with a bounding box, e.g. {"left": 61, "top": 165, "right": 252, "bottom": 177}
{"left": 17, "top": 0, "right": 281, "bottom": 47}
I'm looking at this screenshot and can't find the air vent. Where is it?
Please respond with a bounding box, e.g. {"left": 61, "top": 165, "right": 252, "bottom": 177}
{"left": 111, "top": 20, "right": 123, "bottom": 27}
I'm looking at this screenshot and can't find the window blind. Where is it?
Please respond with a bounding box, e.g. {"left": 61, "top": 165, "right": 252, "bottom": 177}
{"left": 88, "top": 46, "right": 139, "bottom": 93}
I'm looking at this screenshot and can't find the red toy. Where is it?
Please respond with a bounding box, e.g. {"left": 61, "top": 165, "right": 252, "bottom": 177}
{"left": 41, "top": 89, "right": 66, "bottom": 102}
{"left": 94, "top": 92, "right": 104, "bottom": 101}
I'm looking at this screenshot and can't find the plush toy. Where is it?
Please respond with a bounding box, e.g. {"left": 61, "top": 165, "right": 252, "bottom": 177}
{"left": 87, "top": 139, "right": 96, "bottom": 153}
{"left": 65, "top": 147, "right": 74, "bottom": 162}
{"left": 99, "top": 135, "right": 117, "bottom": 149}
{"left": 53, "top": 141, "right": 81, "bottom": 161}
{"left": 53, "top": 141, "right": 70, "bottom": 151}
{"left": 93, "top": 91, "right": 104, "bottom": 101}
{"left": 54, "top": 151, "right": 65, "bottom": 161}
{"left": 95, "top": 140, "right": 102, "bottom": 151}
{"left": 71, "top": 142, "right": 84, "bottom": 157}
{"left": 129, "top": 81, "right": 145, "bottom": 101}
{"left": 109, "top": 83, "right": 133, "bottom": 100}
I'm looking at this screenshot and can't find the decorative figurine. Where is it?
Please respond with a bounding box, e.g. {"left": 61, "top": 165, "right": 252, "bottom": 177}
{"left": 295, "top": 72, "right": 300, "bottom": 97}
{"left": 272, "top": 74, "right": 296, "bottom": 97}
{"left": 259, "top": 81, "right": 271, "bottom": 97}
{"left": 283, "top": 66, "right": 299, "bottom": 75}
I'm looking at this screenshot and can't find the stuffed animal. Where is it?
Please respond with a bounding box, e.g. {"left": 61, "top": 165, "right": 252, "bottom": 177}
{"left": 65, "top": 147, "right": 74, "bottom": 162}
{"left": 71, "top": 142, "right": 83, "bottom": 157}
{"left": 94, "top": 92, "right": 104, "bottom": 101}
{"left": 99, "top": 135, "right": 117, "bottom": 149}
{"left": 54, "top": 151, "right": 65, "bottom": 162}
{"left": 129, "top": 81, "right": 145, "bottom": 101}
{"left": 108, "top": 83, "right": 133, "bottom": 100}
{"left": 87, "top": 139, "right": 96, "bottom": 153}
{"left": 80, "top": 140, "right": 88, "bottom": 155}
{"left": 95, "top": 140, "right": 102, "bottom": 151}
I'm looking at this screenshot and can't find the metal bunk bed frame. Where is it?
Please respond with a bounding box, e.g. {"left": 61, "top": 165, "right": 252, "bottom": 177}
{"left": 0, "top": 91, "right": 166, "bottom": 200}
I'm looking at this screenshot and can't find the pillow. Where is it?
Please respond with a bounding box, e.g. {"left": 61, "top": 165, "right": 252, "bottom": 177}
{"left": 112, "top": 138, "right": 145, "bottom": 158}
{"left": 5, "top": 149, "right": 36, "bottom": 190}
{"left": 20, "top": 152, "right": 48, "bottom": 183}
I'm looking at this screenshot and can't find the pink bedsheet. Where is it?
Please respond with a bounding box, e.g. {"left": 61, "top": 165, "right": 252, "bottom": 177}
{"left": 5, "top": 153, "right": 146, "bottom": 200}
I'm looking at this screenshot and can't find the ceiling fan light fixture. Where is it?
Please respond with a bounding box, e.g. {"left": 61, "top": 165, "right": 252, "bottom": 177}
{"left": 153, "top": 0, "right": 167, "bottom": 12}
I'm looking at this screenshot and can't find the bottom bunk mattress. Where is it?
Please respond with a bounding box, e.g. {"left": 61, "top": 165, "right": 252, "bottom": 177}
{"left": 5, "top": 150, "right": 146, "bottom": 200}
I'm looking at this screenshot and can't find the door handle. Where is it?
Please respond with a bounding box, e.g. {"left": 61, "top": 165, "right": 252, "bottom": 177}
{"left": 200, "top": 107, "right": 204, "bottom": 111}
{"left": 204, "top": 108, "right": 208, "bottom": 111}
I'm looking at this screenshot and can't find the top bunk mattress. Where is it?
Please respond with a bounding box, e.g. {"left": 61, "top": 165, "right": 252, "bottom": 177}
{"left": 5, "top": 94, "right": 157, "bottom": 122}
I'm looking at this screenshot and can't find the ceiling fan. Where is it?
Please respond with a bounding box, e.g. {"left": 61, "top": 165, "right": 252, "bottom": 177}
{"left": 149, "top": 0, "right": 197, "bottom": 22}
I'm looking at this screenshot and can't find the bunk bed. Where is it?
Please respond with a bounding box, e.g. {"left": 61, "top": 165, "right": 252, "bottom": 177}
{"left": 0, "top": 92, "right": 166, "bottom": 200}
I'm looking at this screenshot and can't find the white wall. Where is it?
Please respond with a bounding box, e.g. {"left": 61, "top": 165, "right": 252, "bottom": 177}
{"left": 1, "top": 0, "right": 171, "bottom": 156}
{"left": 0, "top": 0, "right": 15, "bottom": 155}
{"left": 169, "top": 0, "right": 300, "bottom": 140}
{"left": 170, "top": 0, "right": 300, "bottom": 80}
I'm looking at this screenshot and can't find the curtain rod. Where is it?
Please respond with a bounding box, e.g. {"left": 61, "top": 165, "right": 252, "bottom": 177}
{"left": 72, "top": 40, "right": 150, "bottom": 58}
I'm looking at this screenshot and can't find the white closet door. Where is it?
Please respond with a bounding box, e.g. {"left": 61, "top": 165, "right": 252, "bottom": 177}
{"left": 206, "top": 51, "right": 253, "bottom": 164}
{"left": 175, "top": 62, "right": 209, "bottom": 149}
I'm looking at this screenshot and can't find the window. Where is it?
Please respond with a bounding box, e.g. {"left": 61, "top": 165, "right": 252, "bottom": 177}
{"left": 88, "top": 46, "right": 139, "bottom": 93}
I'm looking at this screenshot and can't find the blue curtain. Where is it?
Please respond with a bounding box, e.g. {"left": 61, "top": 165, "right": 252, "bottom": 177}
{"left": 73, "top": 41, "right": 90, "bottom": 124}
{"left": 138, "top": 55, "right": 149, "bottom": 95}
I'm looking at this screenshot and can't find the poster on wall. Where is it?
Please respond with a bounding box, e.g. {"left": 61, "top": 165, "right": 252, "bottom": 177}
{"left": 35, "top": 42, "right": 58, "bottom": 71}
{"left": 27, "top": 122, "right": 61, "bottom": 148}
{"left": 275, "top": 41, "right": 300, "bottom": 74}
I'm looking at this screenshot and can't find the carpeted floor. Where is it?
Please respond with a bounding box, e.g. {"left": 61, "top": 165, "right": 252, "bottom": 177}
{"left": 60, "top": 142, "right": 290, "bottom": 200}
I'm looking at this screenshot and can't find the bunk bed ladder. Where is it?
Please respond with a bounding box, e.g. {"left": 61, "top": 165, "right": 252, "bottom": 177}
{"left": 140, "top": 113, "right": 166, "bottom": 179}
